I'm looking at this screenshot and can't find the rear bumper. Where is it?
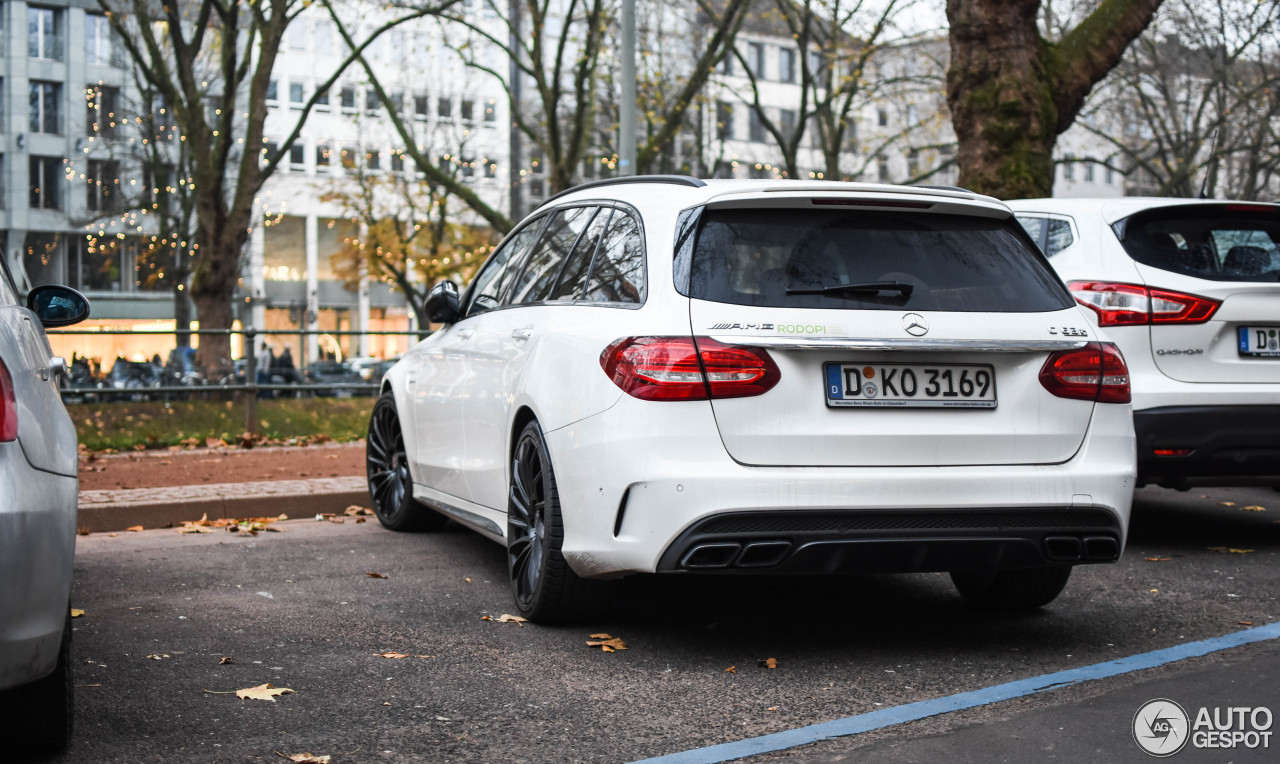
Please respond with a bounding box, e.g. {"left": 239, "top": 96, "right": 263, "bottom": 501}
{"left": 0, "top": 444, "right": 77, "bottom": 692}
{"left": 1135, "top": 405, "right": 1280, "bottom": 488}
{"left": 546, "top": 398, "right": 1135, "bottom": 578}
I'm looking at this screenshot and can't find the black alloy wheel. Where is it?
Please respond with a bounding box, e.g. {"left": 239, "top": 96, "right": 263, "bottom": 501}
{"left": 366, "top": 392, "right": 446, "bottom": 532}
{"left": 507, "top": 421, "right": 599, "bottom": 622}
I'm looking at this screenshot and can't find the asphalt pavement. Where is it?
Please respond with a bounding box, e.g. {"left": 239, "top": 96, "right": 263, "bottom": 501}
{"left": 37, "top": 483, "right": 1280, "bottom": 763}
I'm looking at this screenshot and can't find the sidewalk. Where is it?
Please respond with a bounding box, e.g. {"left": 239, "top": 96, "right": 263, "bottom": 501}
{"left": 78, "top": 476, "right": 369, "bottom": 532}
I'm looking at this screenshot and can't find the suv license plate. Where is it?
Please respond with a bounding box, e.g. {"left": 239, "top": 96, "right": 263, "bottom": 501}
{"left": 825, "top": 362, "right": 997, "bottom": 409}
{"left": 1238, "top": 326, "right": 1280, "bottom": 357}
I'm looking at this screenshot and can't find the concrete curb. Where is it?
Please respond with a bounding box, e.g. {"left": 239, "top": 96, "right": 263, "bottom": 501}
{"left": 78, "top": 477, "right": 370, "bottom": 533}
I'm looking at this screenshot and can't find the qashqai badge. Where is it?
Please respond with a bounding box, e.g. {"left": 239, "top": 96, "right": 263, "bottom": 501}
{"left": 902, "top": 313, "right": 929, "bottom": 337}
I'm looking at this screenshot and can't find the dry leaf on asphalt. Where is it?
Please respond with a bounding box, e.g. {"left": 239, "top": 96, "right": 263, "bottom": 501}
{"left": 377, "top": 652, "right": 410, "bottom": 659}
{"left": 1239, "top": 621, "right": 1254, "bottom": 626}
{"left": 365, "top": 572, "right": 387, "bottom": 579}
{"left": 1241, "top": 506, "right": 1266, "bottom": 512}
{"left": 759, "top": 658, "right": 778, "bottom": 669}
{"left": 481, "top": 614, "right": 527, "bottom": 626}
{"left": 145, "top": 654, "right": 170, "bottom": 661}
{"left": 275, "top": 753, "right": 330, "bottom": 763}
{"left": 1144, "top": 557, "right": 1173, "bottom": 562}
{"left": 1220, "top": 501, "right": 1237, "bottom": 507}
{"left": 219, "top": 657, "right": 236, "bottom": 665}
{"left": 236, "top": 683, "right": 295, "bottom": 702}
{"left": 70, "top": 608, "right": 85, "bottom": 618}
{"left": 725, "top": 666, "right": 737, "bottom": 674}
{"left": 125, "top": 525, "right": 144, "bottom": 532}
{"left": 344, "top": 505, "right": 372, "bottom": 516}
{"left": 1208, "top": 546, "right": 1255, "bottom": 554}
{"left": 586, "top": 635, "right": 628, "bottom": 652}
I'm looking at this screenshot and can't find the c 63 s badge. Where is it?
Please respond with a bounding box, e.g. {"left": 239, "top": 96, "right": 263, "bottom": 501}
{"left": 1049, "top": 326, "right": 1089, "bottom": 337}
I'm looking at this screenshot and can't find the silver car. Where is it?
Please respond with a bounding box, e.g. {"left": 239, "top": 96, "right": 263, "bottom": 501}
{"left": 0, "top": 258, "right": 90, "bottom": 754}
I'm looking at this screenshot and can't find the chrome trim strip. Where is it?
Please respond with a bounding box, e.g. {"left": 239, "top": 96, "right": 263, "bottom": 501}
{"left": 708, "top": 336, "right": 1091, "bottom": 353}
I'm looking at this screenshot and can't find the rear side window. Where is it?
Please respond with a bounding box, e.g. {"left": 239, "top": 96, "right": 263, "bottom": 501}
{"left": 583, "top": 209, "right": 645, "bottom": 303}
{"left": 684, "top": 208, "right": 1072, "bottom": 312}
{"left": 507, "top": 206, "right": 596, "bottom": 305}
{"left": 1117, "top": 205, "right": 1280, "bottom": 282}
{"left": 548, "top": 207, "right": 611, "bottom": 301}
{"left": 465, "top": 216, "right": 545, "bottom": 316}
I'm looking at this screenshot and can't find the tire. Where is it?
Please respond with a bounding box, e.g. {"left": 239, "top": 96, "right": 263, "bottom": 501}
{"left": 950, "top": 566, "right": 1073, "bottom": 610}
{"left": 366, "top": 392, "right": 448, "bottom": 532}
{"left": 507, "top": 421, "right": 600, "bottom": 623}
{"left": 0, "top": 610, "right": 73, "bottom": 754}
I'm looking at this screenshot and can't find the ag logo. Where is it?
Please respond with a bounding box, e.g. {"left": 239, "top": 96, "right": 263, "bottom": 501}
{"left": 1134, "top": 699, "right": 1190, "bottom": 757}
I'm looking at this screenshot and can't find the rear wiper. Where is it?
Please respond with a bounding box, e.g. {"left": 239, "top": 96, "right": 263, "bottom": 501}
{"left": 785, "top": 281, "right": 915, "bottom": 298}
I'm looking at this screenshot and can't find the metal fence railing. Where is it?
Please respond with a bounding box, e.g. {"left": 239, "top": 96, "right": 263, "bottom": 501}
{"left": 46, "top": 327, "right": 423, "bottom": 435}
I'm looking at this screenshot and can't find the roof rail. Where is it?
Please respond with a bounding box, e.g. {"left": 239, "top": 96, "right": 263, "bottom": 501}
{"left": 911, "top": 184, "right": 976, "bottom": 194}
{"left": 541, "top": 175, "right": 707, "bottom": 206}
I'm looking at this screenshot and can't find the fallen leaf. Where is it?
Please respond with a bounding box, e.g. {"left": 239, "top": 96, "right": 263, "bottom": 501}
{"left": 1144, "top": 557, "right": 1173, "bottom": 562}
{"left": 70, "top": 608, "right": 85, "bottom": 618}
{"left": 1241, "top": 506, "right": 1266, "bottom": 512}
{"left": 77, "top": 528, "right": 90, "bottom": 536}
{"left": 377, "top": 652, "right": 410, "bottom": 659}
{"left": 355, "top": 517, "right": 367, "bottom": 523}
{"left": 589, "top": 633, "right": 613, "bottom": 639}
{"left": 145, "top": 654, "right": 170, "bottom": 660}
{"left": 725, "top": 666, "right": 737, "bottom": 674}
{"left": 328, "top": 516, "right": 345, "bottom": 524}
{"left": 236, "top": 683, "right": 295, "bottom": 702}
{"left": 586, "top": 637, "right": 628, "bottom": 652}
{"left": 1208, "top": 546, "right": 1255, "bottom": 554}
{"left": 219, "top": 657, "right": 236, "bottom": 665}
{"left": 365, "top": 572, "right": 387, "bottom": 579}
{"left": 1220, "top": 501, "right": 1237, "bottom": 507}
{"left": 464, "top": 577, "right": 472, "bottom": 583}
{"left": 344, "top": 505, "right": 372, "bottom": 516}
{"left": 275, "top": 753, "right": 330, "bottom": 764}
{"left": 1150, "top": 588, "right": 1159, "bottom": 593}
{"left": 482, "top": 614, "right": 527, "bottom": 626}
{"left": 767, "top": 706, "right": 779, "bottom": 711}
{"left": 125, "top": 525, "right": 144, "bottom": 532}
{"left": 759, "top": 658, "right": 778, "bottom": 669}
{"left": 1239, "top": 621, "right": 1254, "bottom": 626}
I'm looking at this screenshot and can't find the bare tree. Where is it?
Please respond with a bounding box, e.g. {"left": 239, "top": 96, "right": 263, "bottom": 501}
{"left": 1078, "top": 0, "right": 1280, "bottom": 199}
{"left": 945, "top": 0, "right": 1163, "bottom": 199}
{"left": 100, "top": 0, "right": 457, "bottom": 374}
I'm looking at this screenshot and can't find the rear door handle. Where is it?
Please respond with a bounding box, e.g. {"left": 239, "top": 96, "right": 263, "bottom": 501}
{"left": 457, "top": 328, "right": 475, "bottom": 340}
{"left": 511, "top": 328, "right": 532, "bottom": 342}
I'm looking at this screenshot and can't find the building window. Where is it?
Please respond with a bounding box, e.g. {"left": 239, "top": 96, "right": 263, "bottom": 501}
{"left": 29, "top": 81, "right": 61, "bottom": 134}
{"left": 315, "top": 87, "right": 329, "bottom": 110}
{"left": 86, "top": 159, "right": 120, "bottom": 212}
{"left": 366, "top": 149, "right": 380, "bottom": 170}
{"left": 907, "top": 148, "right": 919, "bottom": 178}
{"left": 316, "top": 144, "right": 330, "bottom": 172}
{"left": 877, "top": 108, "right": 888, "bottom": 127}
{"left": 289, "top": 144, "right": 305, "bottom": 171}
{"left": 414, "top": 94, "right": 429, "bottom": 119}
{"left": 28, "top": 7, "right": 62, "bottom": 61}
{"left": 340, "top": 86, "right": 356, "bottom": 111}
{"left": 461, "top": 99, "right": 475, "bottom": 123}
{"left": 314, "top": 21, "right": 333, "bottom": 56}
{"left": 267, "top": 79, "right": 279, "bottom": 103}
{"left": 24, "top": 233, "right": 63, "bottom": 286}
{"left": 29, "top": 156, "right": 62, "bottom": 209}
{"left": 716, "top": 101, "right": 733, "bottom": 141}
{"left": 1106, "top": 166, "right": 1115, "bottom": 185}
{"left": 287, "top": 21, "right": 307, "bottom": 51}
{"left": 1084, "top": 161, "right": 1095, "bottom": 183}
{"left": 86, "top": 86, "right": 119, "bottom": 139}
{"left": 461, "top": 156, "right": 475, "bottom": 178}
{"left": 289, "top": 82, "right": 305, "bottom": 108}
{"left": 748, "top": 107, "right": 766, "bottom": 143}
{"left": 718, "top": 51, "right": 733, "bottom": 76}
{"left": 484, "top": 99, "right": 497, "bottom": 125}
{"left": 877, "top": 157, "right": 890, "bottom": 182}
{"left": 780, "top": 109, "right": 797, "bottom": 139}
{"left": 747, "top": 42, "right": 765, "bottom": 78}
{"left": 365, "top": 88, "right": 379, "bottom": 113}
{"left": 713, "top": 160, "right": 734, "bottom": 179}
{"left": 86, "top": 13, "right": 117, "bottom": 66}
{"left": 1062, "top": 156, "right": 1074, "bottom": 180}
{"left": 261, "top": 141, "right": 278, "bottom": 167}
{"left": 340, "top": 146, "right": 356, "bottom": 170}
{"left": 485, "top": 159, "right": 498, "bottom": 178}
{"left": 390, "top": 152, "right": 403, "bottom": 173}
{"left": 437, "top": 96, "right": 452, "bottom": 120}
{"left": 778, "top": 48, "right": 796, "bottom": 83}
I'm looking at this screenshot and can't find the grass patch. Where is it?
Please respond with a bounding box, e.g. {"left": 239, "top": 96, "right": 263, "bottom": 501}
{"left": 69, "top": 396, "right": 374, "bottom": 451}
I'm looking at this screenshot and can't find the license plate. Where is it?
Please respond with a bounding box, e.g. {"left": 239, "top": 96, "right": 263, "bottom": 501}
{"left": 1238, "top": 326, "right": 1280, "bottom": 357}
{"left": 825, "top": 362, "right": 997, "bottom": 408}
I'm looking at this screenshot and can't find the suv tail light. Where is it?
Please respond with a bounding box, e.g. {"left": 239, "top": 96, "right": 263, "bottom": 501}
{"left": 0, "top": 357, "right": 16, "bottom": 441}
{"left": 1039, "top": 342, "right": 1131, "bottom": 404}
{"left": 1066, "top": 281, "right": 1220, "bottom": 326}
{"left": 600, "top": 337, "right": 780, "bottom": 401}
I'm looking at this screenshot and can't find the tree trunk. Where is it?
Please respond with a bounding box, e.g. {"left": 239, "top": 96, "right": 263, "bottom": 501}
{"left": 173, "top": 281, "right": 191, "bottom": 349}
{"left": 190, "top": 221, "right": 249, "bottom": 379}
{"left": 946, "top": 0, "right": 1163, "bottom": 199}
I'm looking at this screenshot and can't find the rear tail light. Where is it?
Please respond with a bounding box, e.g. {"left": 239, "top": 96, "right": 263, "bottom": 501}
{"left": 1066, "top": 281, "right": 1220, "bottom": 326}
{"left": 600, "top": 337, "right": 780, "bottom": 401}
{"left": 0, "top": 357, "right": 16, "bottom": 441}
{"left": 1039, "top": 342, "right": 1131, "bottom": 404}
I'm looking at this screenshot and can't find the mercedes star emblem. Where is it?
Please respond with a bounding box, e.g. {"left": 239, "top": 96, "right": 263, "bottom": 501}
{"left": 902, "top": 313, "right": 929, "bottom": 337}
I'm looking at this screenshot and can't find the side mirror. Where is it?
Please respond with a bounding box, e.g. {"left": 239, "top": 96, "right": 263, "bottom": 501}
{"left": 424, "top": 279, "right": 461, "bottom": 324}
{"left": 27, "top": 285, "right": 91, "bottom": 328}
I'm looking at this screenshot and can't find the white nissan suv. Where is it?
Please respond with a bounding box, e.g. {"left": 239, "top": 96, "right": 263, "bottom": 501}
{"left": 368, "top": 178, "right": 1136, "bottom": 620}
{"left": 1009, "top": 198, "right": 1280, "bottom": 490}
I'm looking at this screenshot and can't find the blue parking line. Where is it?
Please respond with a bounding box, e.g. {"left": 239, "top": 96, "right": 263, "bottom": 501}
{"left": 631, "top": 621, "right": 1280, "bottom": 764}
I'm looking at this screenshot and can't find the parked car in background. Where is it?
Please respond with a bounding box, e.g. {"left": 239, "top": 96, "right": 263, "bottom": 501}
{"left": 106, "top": 359, "right": 161, "bottom": 401}
{"left": 59, "top": 361, "right": 105, "bottom": 404}
{"left": 1010, "top": 198, "right": 1280, "bottom": 489}
{"left": 304, "top": 360, "right": 366, "bottom": 397}
{"left": 0, "top": 269, "right": 91, "bottom": 753}
{"left": 366, "top": 177, "right": 1136, "bottom": 622}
